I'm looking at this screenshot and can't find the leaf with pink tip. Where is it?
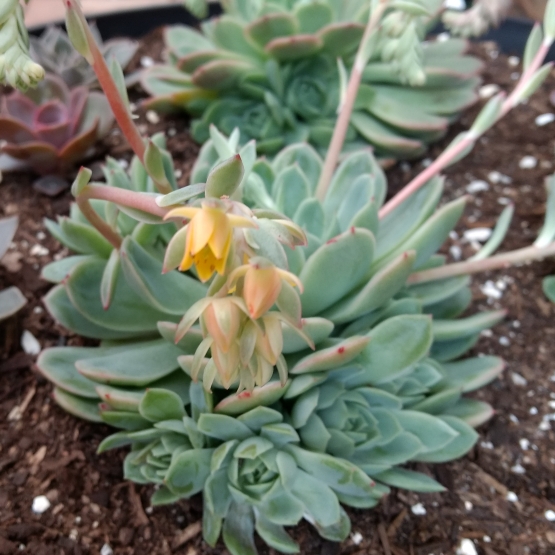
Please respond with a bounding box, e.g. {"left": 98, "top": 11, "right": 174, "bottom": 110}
{"left": 439, "top": 356, "right": 504, "bottom": 392}
{"left": 53, "top": 387, "right": 102, "bottom": 422}
{"left": 177, "top": 50, "right": 242, "bottom": 74}
{"left": 318, "top": 22, "right": 365, "bottom": 56}
{"left": 289, "top": 336, "right": 371, "bottom": 375}
{"left": 265, "top": 35, "right": 323, "bottom": 62}
{"left": 192, "top": 59, "right": 257, "bottom": 90}
{"left": 442, "top": 399, "right": 494, "bottom": 428}
{"left": 245, "top": 13, "right": 298, "bottom": 49}
{"left": 214, "top": 380, "right": 291, "bottom": 415}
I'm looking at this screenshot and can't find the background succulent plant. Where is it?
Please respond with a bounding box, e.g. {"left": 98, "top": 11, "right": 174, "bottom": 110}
{"left": 0, "top": 215, "right": 26, "bottom": 321}
{"left": 29, "top": 25, "right": 138, "bottom": 89}
{"left": 38, "top": 127, "right": 508, "bottom": 554}
{"left": 142, "top": 0, "right": 483, "bottom": 158}
{"left": 0, "top": 73, "right": 113, "bottom": 175}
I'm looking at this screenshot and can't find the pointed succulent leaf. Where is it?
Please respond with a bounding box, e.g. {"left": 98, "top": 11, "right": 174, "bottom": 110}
{"left": 300, "top": 228, "right": 376, "bottom": 316}
{"left": 100, "top": 249, "right": 120, "bottom": 309}
{"left": 205, "top": 153, "right": 244, "bottom": 198}
{"left": 260, "top": 423, "right": 300, "bottom": 447}
{"left": 322, "top": 250, "right": 416, "bottom": 323}
{"left": 139, "top": 388, "right": 186, "bottom": 422}
{"left": 214, "top": 381, "right": 290, "bottom": 415}
{"left": 409, "top": 388, "right": 462, "bottom": 415}
{"left": 373, "top": 468, "right": 446, "bottom": 493}
{"left": 100, "top": 410, "right": 150, "bottom": 431}
{"left": 165, "top": 448, "right": 214, "bottom": 496}
{"left": 255, "top": 514, "right": 299, "bottom": 553}
{"left": 442, "top": 399, "right": 494, "bottom": 428}
{"left": 430, "top": 334, "right": 480, "bottom": 363}
{"left": 432, "top": 310, "right": 505, "bottom": 342}
{"left": 234, "top": 436, "right": 274, "bottom": 459}
{"left": 439, "top": 356, "right": 504, "bottom": 392}
{"left": 284, "top": 373, "right": 328, "bottom": 400}
{"left": 408, "top": 275, "right": 470, "bottom": 307}
{"left": 53, "top": 387, "right": 101, "bottom": 422}
{"left": 245, "top": 13, "right": 298, "bottom": 49}
{"left": 394, "top": 410, "right": 459, "bottom": 454}
{"left": 197, "top": 413, "right": 253, "bottom": 441}
{"left": 222, "top": 502, "right": 257, "bottom": 555}
{"left": 361, "top": 315, "right": 433, "bottom": 384}
{"left": 290, "top": 336, "right": 370, "bottom": 375}
{"left": 75, "top": 340, "right": 183, "bottom": 386}
{"left": 237, "top": 406, "right": 283, "bottom": 431}
{"left": 319, "top": 22, "right": 365, "bottom": 56}
{"left": 95, "top": 385, "right": 143, "bottom": 412}
{"left": 290, "top": 387, "right": 319, "bottom": 428}
{"left": 414, "top": 416, "right": 478, "bottom": 463}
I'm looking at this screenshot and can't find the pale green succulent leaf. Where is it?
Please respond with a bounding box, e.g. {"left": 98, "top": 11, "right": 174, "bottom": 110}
{"left": 408, "top": 275, "right": 470, "bottom": 307}
{"left": 430, "top": 333, "right": 480, "bottom": 362}
{"left": 151, "top": 486, "right": 182, "bottom": 506}
{"left": 0, "top": 286, "right": 27, "bottom": 322}
{"left": 166, "top": 448, "right": 214, "bottom": 496}
{"left": 438, "top": 356, "right": 504, "bottom": 393}
{"left": 214, "top": 381, "right": 290, "bottom": 415}
{"left": 75, "top": 340, "right": 182, "bottom": 386}
{"left": 298, "top": 413, "right": 331, "bottom": 451}
{"left": 101, "top": 410, "right": 150, "bottom": 431}
{"left": 414, "top": 416, "right": 478, "bottom": 462}
{"left": 442, "top": 399, "right": 494, "bottom": 428}
{"left": 222, "top": 502, "right": 257, "bottom": 555}
{"left": 204, "top": 467, "right": 233, "bottom": 517}
{"left": 432, "top": 310, "right": 505, "bottom": 342}
{"left": 96, "top": 385, "right": 144, "bottom": 412}
{"left": 97, "top": 431, "right": 134, "bottom": 453}
{"left": 424, "top": 286, "right": 472, "bottom": 320}
{"left": 374, "top": 468, "right": 446, "bottom": 492}
{"left": 394, "top": 411, "right": 459, "bottom": 454}
{"left": 293, "top": 198, "right": 325, "bottom": 238}
{"left": 322, "top": 250, "right": 416, "bottom": 324}
{"left": 234, "top": 436, "right": 274, "bottom": 459}
{"left": 203, "top": 508, "right": 223, "bottom": 547}
{"left": 290, "top": 387, "right": 319, "bottom": 428}
{"left": 299, "top": 228, "right": 376, "bottom": 316}
{"left": 198, "top": 413, "right": 253, "bottom": 441}
{"left": 237, "top": 406, "right": 283, "bottom": 431}
{"left": 41, "top": 255, "right": 94, "bottom": 284}
{"left": 139, "top": 388, "right": 186, "bottom": 422}
{"left": 284, "top": 372, "right": 328, "bottom": 399}
{"left": 255, "top": 514, "right": 299, "bottom": 553}
{"left": 260, "top": 423, "right": 300, "bottom": 447}
{"left": 100, "top": 249, "right": 120, "bottom": 309}
{"left": 53, "top": 387, "right": 101, "bottom": 422}
{"left": 409, "top": 388, "right": 462, "bottom": 414}
{"left": 544, "top": 276, "right": 555, "bottom": 303}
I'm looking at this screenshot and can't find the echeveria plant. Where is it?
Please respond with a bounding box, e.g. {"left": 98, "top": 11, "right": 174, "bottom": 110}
{"left": 0, "top": 0, "right": 44, "bottom": 90}
{"left": 0, "top": 215, "right": 26, "bottom": 321}
{"left": 30, "top": 1, "right": 555, "bottom": 554}
{"left": 30, "top": 25, "right": 138, "bottom": 89}
{"left": 142, "top": 0, "right": 482, "bottom": 158}
{"left": 0, "top": 73, "right": 114, "bottom": 175}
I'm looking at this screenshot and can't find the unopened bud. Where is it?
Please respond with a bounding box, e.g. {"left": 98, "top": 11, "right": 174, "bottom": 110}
{"left": 205, "top": 154, "right": 244, "bottom": 199}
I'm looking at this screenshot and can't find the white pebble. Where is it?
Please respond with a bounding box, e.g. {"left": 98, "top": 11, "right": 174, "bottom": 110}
{"left": 436, "top": 32, "right": 451, "bottom": 42}
{"left": 480, "top": 280, "right": 503, "bottom": 300}
{"left": 488, "top": 171, "right": 512, "bottom": 184}
{"left": 510, "top": 72, "right": 520, "bottom": 80}
{"left": 140, "top": 56, "right": 154, "bottom": 68}
{"left": 512, "top": 373, "right": 528, "bottom": 386}
{"left": 36, "top": 231, "right": 46, "bottom": 241}
{"left": 540, "top": 421, "right": 551, "bottom": 431}
{"left": 33, "top": 306, "right": 43, "bottom": 314}
{"left": 506, "top": 491, "right": 518, "bottom": 502}
{"left": 69, "top": 529, "right": 78, "bottom": 541}
{"left": 480, "top": 329, "right": 493, "bottom": 337}
{"left": 511, "top": 463, "right": 526, "bottom": 474}
{"left": 21, "top": 330, "right": 41, "bottom": 356}
{"left": 351, "top": 532, "right": 363, "bottom": 545}
{"left": 478, "top": 84, "right": 500, "bottom": 99}
{"left": 167, "top": 128, "right": 177, "bottom": 137}
{"left": 519, "top": 438, "right": 530, "bottom": 450}
{"left": 30, "top": 244, "right": 49, "bottom": 257}
{"left": 463, "top": 228, "right": 492, "bottom": 242}
{"left": 499, "top": 336, "right": 510, "bottom": 346}
{"left": 464, "top": 500, "right": 473, "bottom": 511}
{"left": 32, "top": 496, "right": 51, "bottom": 514}
{"left": 117, "top": 159, "right": 129, "bottom": 169}
{"left": 536, "top": 113, "right": 555, "bottom": 126}
{"left": 146, "top": 110, "right": 160, "bottom": 124}
{"left": 411, "top": 502, "right": 426, "bottom": 515}
{"left": 481, "top": 441, "right": 494, "bottom": 449}
{"left": 466, "top": 179, "right": 489, "bottom": 193}
{"left": 546, "top": 510, "right": 555, "bottom": 521}
{"left": 483, "top": 535, "right": 492, "bottom": 543}
{"left": 421, "top": 158, "right": 432, "bottom": 168}
{"left": 519, "top": 156, "right": 537, "bottom": 169}
{"left": 548, "top": 400, "right": 555, "bottom": 409}
{"left": 456, "top": 539, "right": 478, "bottom": 555}
{"left": 498, "top": 197, "right": 512, "bottom": 205}
{"left": 509, "top": 414, "right": 520, "bottom": 424}
{"left": 508, "top": 56, "right": 520, "bottom": 67}
{"left": 530, "top": 407, "right": 538, "bottom": 415}
{"left": 174, "top": 169, "right": 183, "bottom": 179}
{"left": 100, "top": 545, "right": 113, "bottom": 555}
{"left": 449, "top": 245, "right": 462, "bottom": 261}
{"left": 444, "top": 0, "right": 466, "bottom": 9}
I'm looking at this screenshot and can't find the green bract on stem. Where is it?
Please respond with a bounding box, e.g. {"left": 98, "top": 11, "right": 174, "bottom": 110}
{"left": 315, "top": 0, "right": 390, "bottom": 202}
{"left": 63, "top": 0, "right": 171, "bottom": 195}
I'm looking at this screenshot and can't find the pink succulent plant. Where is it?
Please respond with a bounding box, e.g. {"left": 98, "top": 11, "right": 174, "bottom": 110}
{"left": 0, "top": 73, "right": 114, "bottom": 175}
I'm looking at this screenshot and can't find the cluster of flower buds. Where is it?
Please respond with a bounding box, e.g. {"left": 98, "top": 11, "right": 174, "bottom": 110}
{"left": 162, "top": 157, "right": 310, "bottom": 392}
{"left": 0, "top": 0, "right": 44, "bottom": 90}
{"left": 379, "top": 7, "right": 426, "bottom": 86}
{"left": 443, "top": 0, "right": 511, "bottom": 38}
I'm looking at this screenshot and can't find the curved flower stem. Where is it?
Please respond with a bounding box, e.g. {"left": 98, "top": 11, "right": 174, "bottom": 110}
{"left": 379, "top": 32, "right": 554, "bottom": 220}
{"left": 81, "top": 184, "right": 169, "bottom": 218}
{"left": 63, "top": 0, "right": 146, "bottom": 165}
{"left": 315, "top": 0, "right": 390, "bottom": 202}
{"left": 407, "top": 241, "right": 555, "bottom": 284}
{"left": 76, "top": 198, "right": 122, "bottom": 249}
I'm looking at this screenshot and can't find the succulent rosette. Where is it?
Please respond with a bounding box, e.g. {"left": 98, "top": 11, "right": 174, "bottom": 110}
{"left": 142, "top": 0, "right": 482, "bottom": 157}
{"left": 30, "top": 25, "right": 138, "bottom": 89}
{"left": 0, "top": 73, "right": 113, "bottom": 174}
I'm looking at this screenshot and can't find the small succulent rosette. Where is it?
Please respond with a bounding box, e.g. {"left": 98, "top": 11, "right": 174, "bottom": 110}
{"left": 0, "top": 73, "right": 113, "bottom": 175}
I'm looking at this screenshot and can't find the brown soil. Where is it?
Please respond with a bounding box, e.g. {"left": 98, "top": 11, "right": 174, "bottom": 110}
{"left": 2, "top": 33, "right": 555, "bottom": 555}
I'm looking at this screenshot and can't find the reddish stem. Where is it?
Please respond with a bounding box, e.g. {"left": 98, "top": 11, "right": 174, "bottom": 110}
{"left": 82, "top": 185, "right": 168, "bottom": 218}
{"left": 77, "top": 198, "right": 122, "bottom": 249}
